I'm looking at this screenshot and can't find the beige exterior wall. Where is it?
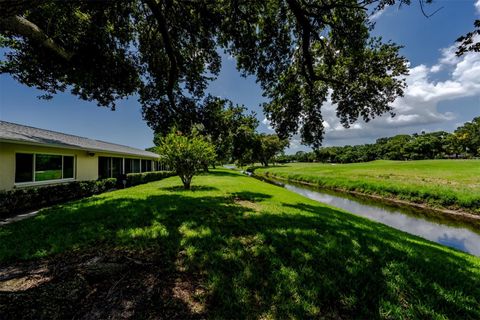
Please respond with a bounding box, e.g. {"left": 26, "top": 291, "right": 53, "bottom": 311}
{"left": 0, "top": 142, "right": 158, "bottom": 191}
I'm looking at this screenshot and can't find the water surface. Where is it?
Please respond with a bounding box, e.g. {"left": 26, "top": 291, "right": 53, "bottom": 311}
{"left": 266, "top": 177, "right": 480, "bottom": 256}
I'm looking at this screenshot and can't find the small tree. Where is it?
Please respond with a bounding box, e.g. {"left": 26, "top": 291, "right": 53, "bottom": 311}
{"left": 257, "top": 134, "right": 289, "bottom": 167}
{"left": 157, "top": 130, "right": 216, "bottom": 190}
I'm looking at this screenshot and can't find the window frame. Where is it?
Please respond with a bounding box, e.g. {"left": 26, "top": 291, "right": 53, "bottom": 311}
{"left": 98, "top": 156, "right": 124, "bottom": 179}
{"left": 14, "top": 151, "right": 76, "bottom": 187}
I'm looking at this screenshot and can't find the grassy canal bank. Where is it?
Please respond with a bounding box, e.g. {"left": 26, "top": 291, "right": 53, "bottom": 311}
{"left": 255, "top": 160, "right": 480, "bottom": 215}
{"left": 0, "top": 170, "right": 479, "bottom": 319}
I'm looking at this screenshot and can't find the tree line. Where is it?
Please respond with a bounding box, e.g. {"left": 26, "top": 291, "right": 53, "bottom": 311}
{"left": 277, "top": 117, "right": 480, "bottom": 164}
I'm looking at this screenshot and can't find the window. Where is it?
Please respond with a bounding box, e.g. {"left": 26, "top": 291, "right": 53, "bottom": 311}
{"left": 98, "top": 156, "right": 123, "bottom": 179}
{"left": 35, "top": 154, "right": 62, "bottom": 181}
{"left": 141, "top": 159, "right": 152, "bottom": 172}
{"left": 125, "top": 158, "right": 140, "bottom": 174}
{"left": 15, "top": 153, "right": 33, "bottom": 183}
{"left": 63, "top": 156, "right": 74, "bottom": 179}
{"left": 15, "top": 153, "right": 75, "bottom": 183}
{"left": 112, "top": 157, "right": 123, "bottom": 178}
{"left": 98, "top": 157, "right": 111, "bottom": 180}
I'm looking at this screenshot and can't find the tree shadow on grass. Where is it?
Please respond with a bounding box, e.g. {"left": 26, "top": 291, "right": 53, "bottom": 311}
{"left": 200, "top": 170, "right": 241, "bottom": 177}
{"left": 0, "top": 191, "right": 479, "bottom": 319}
{"left": 160, "top": 185, "right": 220, "bottom": 192}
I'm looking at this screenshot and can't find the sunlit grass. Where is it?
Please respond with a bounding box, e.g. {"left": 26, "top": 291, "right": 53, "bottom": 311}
{"left": 256, "top": 159, "right": 480, "bottom": 213}
{"left": 0, "top": 170, "right": 479, "bottom": 318}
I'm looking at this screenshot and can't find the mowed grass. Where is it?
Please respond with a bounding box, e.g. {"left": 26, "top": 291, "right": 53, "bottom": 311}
{"left": 256, "top": 160, "right": 480, "bottom": 213}
{"left": 1, "top": 170, "right": 479, "bottom": 318}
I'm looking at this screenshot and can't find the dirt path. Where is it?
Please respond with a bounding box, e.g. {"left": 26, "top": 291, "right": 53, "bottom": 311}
{"left": 0, "top": 249, "right": 206, "bottom": 319}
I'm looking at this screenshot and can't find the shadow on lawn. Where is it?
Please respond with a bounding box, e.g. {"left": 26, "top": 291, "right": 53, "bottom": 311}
{"left": 0, "top": 190, "right": 479, "bottom": 319}
{"left": 160, "top": 185, "right": 220, "bottom": 192}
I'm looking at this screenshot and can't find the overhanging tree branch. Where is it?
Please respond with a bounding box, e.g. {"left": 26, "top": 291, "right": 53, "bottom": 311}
{"left": 286, "top": 0, "right": 342, "bottom": 86}
{"left": 0, "top": 15, "right": 73, "bottom": 61}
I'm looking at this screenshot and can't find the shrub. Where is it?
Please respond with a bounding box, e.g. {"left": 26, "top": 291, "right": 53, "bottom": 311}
{"left": 126, "top": 171, "right": 175, "bottom": 187}
{"left": 0, "top": 178, "right": 117, "bottom": 218}
{"left": 157, "top": 130, "right": 216, "bottom": 189}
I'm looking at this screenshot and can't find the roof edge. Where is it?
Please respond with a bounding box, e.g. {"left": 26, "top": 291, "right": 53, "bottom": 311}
{"left": 0, "top": 138, "right": 160, "bottom": 159}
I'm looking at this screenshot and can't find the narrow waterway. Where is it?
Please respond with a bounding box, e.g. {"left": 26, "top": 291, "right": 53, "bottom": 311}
{"left": 261, "top": 176, "right": 480, "bottom": 257}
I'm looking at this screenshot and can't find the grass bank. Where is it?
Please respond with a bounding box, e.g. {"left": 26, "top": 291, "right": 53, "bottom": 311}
{"left": 1, "top": 170, "right": 479, "bottom": 319}
{"left": 256, "top": 160, "right": 480, "bottom": 215}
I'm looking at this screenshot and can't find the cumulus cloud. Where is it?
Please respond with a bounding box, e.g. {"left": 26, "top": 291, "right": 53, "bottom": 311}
{"left": 476, "top": 0, "right": 480, "bottom": 14}
{"left": 318, "top": 39, "right": 480, "bottom": 146}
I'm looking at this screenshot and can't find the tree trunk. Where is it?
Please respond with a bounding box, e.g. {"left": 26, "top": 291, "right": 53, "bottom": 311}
{"left": 181, "top": 175, "right": 192, "bottom": 190}
{"left": 0, "top": 15, "right": 73, "bottom": 60}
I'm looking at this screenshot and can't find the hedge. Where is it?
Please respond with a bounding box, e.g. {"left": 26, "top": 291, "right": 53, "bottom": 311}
{"left": 0, "top": 178, "right": 116, "bottom": 218}
{"left": 126, "top": 171, "right": 175, "bottom": 187}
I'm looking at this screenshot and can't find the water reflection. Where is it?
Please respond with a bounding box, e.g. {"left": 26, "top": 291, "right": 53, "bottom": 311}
{"left": 282, "top": 183, "right": 480, "bottom": 257}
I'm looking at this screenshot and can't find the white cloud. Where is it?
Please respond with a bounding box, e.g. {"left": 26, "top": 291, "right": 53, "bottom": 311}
{"left": 430, "top": 65, "right": 441, "bottom": 73}
{"left": 476, "top": 0, "right": 480, "bottom": 14}
{"left": 370, "top": 8, "right": 386, "bottom": 21}
{"left": 320, "top": 39, "right": 480, "bottom": 145}
{"left": 262, "top": 117, "right": 274, "bottom": 131}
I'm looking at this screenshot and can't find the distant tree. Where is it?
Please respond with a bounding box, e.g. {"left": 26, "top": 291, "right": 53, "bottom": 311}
{"left": 404, "top": 131, "right": 449, "bottom": 160}
{"left": 257, "top": 134, "right": 289, "bottom": 166}
{"left": 152, "top": 95, "right": 258, "bottom": 166}
{"left": 232, "top": 125, "right": 259, "bottom": 167}
{"left": 201, "top": 97, "right": 258, "bottom": 165}
{"left": 294, "top": 151, "right": 306, "bottom": 162}
{"left": 288, "top": 117, "right": 480, "bottom": 163}
{"left": 453, "top": 117, "right": 480, "bottom": 157}
{"left": 156, "top": 130, "right": 216, "bottom": 190}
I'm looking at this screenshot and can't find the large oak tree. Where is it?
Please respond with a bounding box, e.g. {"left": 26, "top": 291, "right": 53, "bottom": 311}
{"left": 1, "top": 0, "right": 461, "bottom": 148}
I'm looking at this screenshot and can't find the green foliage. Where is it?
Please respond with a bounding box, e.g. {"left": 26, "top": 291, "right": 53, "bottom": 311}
{"left": 126, "top": 171, "right": 175, "bottom": 187}
{"left": 0, "top": 171, "right": 479, "bottom": 318}
{"left": 257, "top": 133, "right": 289, "bottom": 166}
{"left": 0, "top": 178, "right": 116, "bottom": 217}
{"left": 157, "top": 130, "right": 216, "bottom": 189}
{"left": 1, "top": 0, "right": 414, "bottom": 146}
{"left": 152, "top": 95, "right": 259, "bottom": 165}
{"left": 256, "top": 160, "right": 480, "bottom": 213}
{"left": 452, "top": 116, "right": 480, "bottom": 157}
{"left": 282, "top": 117, "right": 480, "bottom": 164}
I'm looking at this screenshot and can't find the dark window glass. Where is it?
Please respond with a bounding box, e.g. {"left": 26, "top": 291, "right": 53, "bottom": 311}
{"left": 35, "top": 154, "right": 62, "bottom": 181}
{"left": 15, "top": 153, "right": 33, "bottom": 183}
{"left": 133, "top": 159, "right": 140, "bottom": 173}
{"left": 98, "top": 157, "right": 111, "bottom": 179}
{"left": 141, "top": 159, "right": 152, "bottom": 172}
{"left": 125, "top": 159, "right": 133, "bottom": 174}
{"left": 112, "top": 157, "right": 123, "bottom": 178}
{"left": 63, "top": 156, "right": 74, "bottom": 179}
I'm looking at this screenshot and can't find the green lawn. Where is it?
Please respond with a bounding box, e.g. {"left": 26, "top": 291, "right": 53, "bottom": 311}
{"left": 256, "top": 160, "right": 480, "bottom": 213}
{"left": 1, "top": 170, "right": 479, "bottom": 318}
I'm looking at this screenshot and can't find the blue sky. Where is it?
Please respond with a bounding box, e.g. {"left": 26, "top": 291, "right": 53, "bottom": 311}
{"left": 1, "top": 0, "right": 479, "bottom": 153}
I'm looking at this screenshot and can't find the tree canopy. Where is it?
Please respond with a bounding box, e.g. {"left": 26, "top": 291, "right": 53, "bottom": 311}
{"left": 1, "top": 0, "right": 473, "bottom": 147}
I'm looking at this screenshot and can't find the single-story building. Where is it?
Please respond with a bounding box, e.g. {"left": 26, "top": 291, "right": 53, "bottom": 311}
{"left": 0, "top": 121, "right": 163, "bottom": 191}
